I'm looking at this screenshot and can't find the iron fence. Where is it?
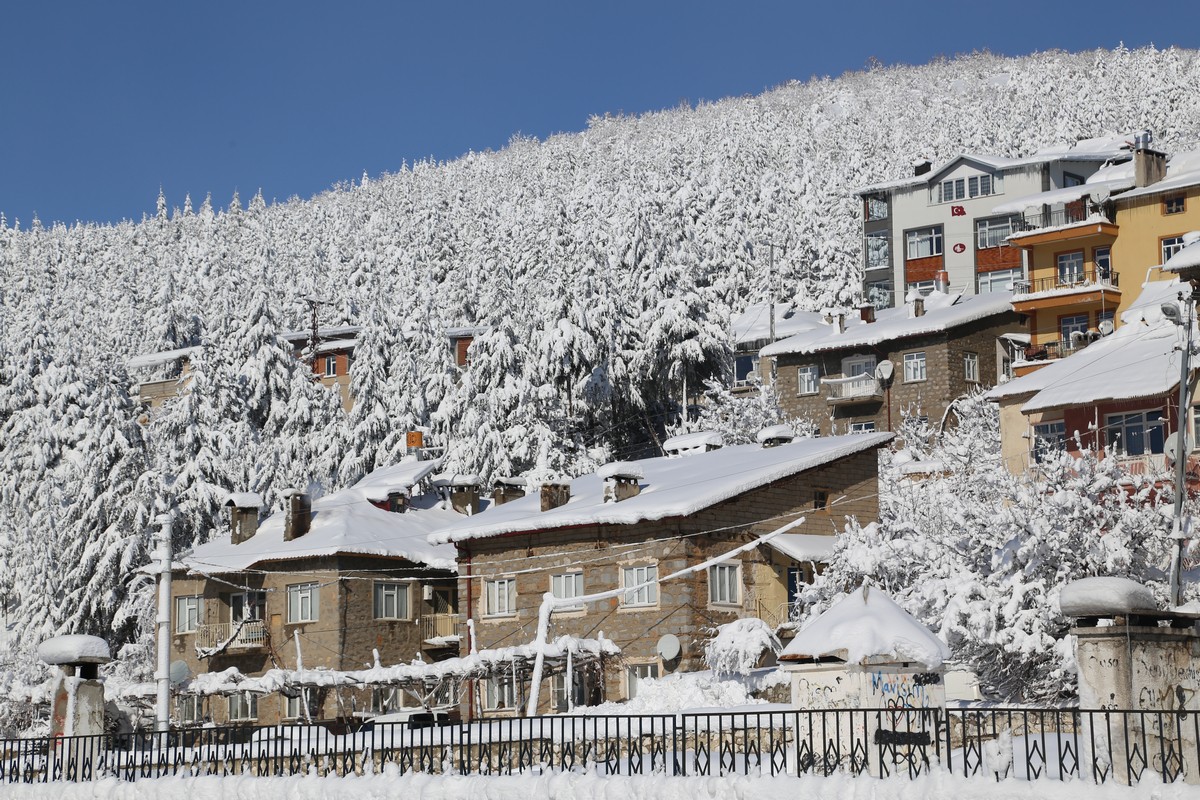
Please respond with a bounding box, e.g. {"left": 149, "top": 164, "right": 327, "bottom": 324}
{"left": 2, "top": 708, "right": 1198, "bottom": 786}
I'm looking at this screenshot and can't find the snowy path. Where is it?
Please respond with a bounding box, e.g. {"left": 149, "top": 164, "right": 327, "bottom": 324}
{"left": 3, "top": 769, "right": 1197, "bottom": 800}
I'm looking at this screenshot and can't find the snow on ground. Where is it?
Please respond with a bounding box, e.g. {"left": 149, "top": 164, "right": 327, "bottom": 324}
{"left": 5, "top": 768, "right": 1197, "bottom": 800}
{"left": 578, "top": 668, "right": 785, "bottom": 715}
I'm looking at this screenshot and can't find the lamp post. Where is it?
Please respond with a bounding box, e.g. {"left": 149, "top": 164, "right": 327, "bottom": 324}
{"left": 154, "top": 513, "right": 175, "bottom": 733}
{"left": 1162, "top": 290, "right": 1196, "bottom": 607}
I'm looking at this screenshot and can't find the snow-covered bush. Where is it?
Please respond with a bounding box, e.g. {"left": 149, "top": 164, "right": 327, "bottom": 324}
{"left": 704, "top": 618, "right": 782, "bottom": 677}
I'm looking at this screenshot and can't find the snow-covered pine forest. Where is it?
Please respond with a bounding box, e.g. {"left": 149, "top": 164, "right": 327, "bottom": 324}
{"left": 2, "top": 46, "right": 1200, "bottom": 722}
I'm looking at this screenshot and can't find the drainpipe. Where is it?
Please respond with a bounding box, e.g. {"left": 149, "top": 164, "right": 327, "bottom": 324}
{"left": 462, "top": 543, "right": 475, "bottom": 720}
{"left": 154, "top": 513, "right": 175, "bottom": 733}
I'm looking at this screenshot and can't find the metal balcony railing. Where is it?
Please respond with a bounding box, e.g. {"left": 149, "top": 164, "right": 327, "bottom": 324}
{"left": 822, "top": 373, "right": 881, "bottom": 403}
{"left": 1011, "top": 203, "right": 1112, "bottom": 233}
{"left": 196, "top": 620, "right": 267, "bottom": 651}
{"left": 1014, "top": 270, "right": 1119, "bottom": 296}
{"left": 422, "top": 613, "right": 460, "bottom": 643}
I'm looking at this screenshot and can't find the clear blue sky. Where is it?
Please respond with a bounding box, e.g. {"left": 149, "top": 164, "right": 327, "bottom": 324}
{"left": 0, "top": 1, "right": 1191, "bottom": 226}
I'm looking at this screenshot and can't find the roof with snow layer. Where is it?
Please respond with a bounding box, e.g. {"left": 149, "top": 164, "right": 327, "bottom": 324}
{"left": 183, "top": 459, "right": 461, "bottom": 575}
{"left": 759, "top": 290, "right": 1014, "bottom": 358}
{"left": 731, "top": 302, "right": 826, "bottom": 348}
{"left": 985, "top": 279, "right": 1194, "bottom": 412}
{"left": 428, "top": 432, "right": 893, "bottom": 546}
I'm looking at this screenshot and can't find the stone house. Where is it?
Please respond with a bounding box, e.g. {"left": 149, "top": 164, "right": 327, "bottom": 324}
{"left": 760, "top": 287, "right": 1023, "bottom": 436}
{"left": 428, "top": 431, "right": 892, "bottom": 716}
{"left": 168, "top": 459, "right": 470, "bottom": 727}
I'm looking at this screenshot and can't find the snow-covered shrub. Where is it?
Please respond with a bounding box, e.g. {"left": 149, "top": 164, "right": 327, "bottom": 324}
{"left": 689, "top": 380, "right": 818, "bottom": 445}
{"left": 704, "top": 617, "right": 782, "bottom": 677}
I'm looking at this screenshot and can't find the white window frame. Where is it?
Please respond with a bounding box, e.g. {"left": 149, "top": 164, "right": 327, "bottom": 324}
{"left": 323, "top": 354, "right": 337, "bottom": 377}
{"left": 229, "top": 590, "right": 265, "bottom": 623}
{"left": 975, "top": 216, "right": 1016, "bottom": 249}
{"left": 797, "top": 365, "right": 820, "bottom": 396}
{"left": 937, "top": 178, "right": 964, "bottom": 204}
{"left": 621, "top": 564, "right": 659, "bottom": 608}
{"left": 373, "top": 581, "right": 411, "bottom": 620}
{"left": 1163, "top": 235, "right": 1187, "bottom": 263}
{"left": 484, "top": 578, "right": 517, "bottom": 617}
{"left": 841, "top": 354, "right": 876, "bottom": 378}
{"left": 906, "top": 280, "right": 935, "bottom": 297}
{"left": 707, "top": 562, "right": 741, "bottom": 606}
{"left": 963, "top": 352, "right": 979, "bottom": 383}
{"left": 484, "top": 676, "right": 518, "bottom": 711}
{"left": 902, "top": 352, "right": 927, "bottom": 383}
{"left": 175, "top": 595, "right": 202, "bottom": 634}
{"left": 1057, "top": 251, "right": 1085, "bottom": 285}
{"left": 906, "top": 227, "right": 943, "bottom": 260}
{"left": 978, "top": 267, "right": 1022, "bottom": 293}
{"left": 1105, "top": 409, "right": 1165, "bottom": 456}
{"left": 849, "top": 421, "right": 877, "bottom": 433}
{"left": 1033, "top": 420, "right": 1066, "bottom": 462}
{"left": 284, "top": 690, "right": 320, "bottom": 720}
{"left": 1094, "top": 246, "right": 1112, "bottom": 279}
{"left": 228, "top": 693, "right": 258, "bottom": 722}
{"left": 626, "top": 662, "right": 660, "bottom": 701}
{"left": 865, "top": 231, "right": 890, "bottom": 270}
{"left": 551, "top": 571, "right": 585, "bottom": 611}
{"left": 287, "top": 583, "right": 319, "bottom": 623}
{"left": 177, "top": 695, "right": 204, "bottom": 724}
{"left": 1060, "top": 314, "right": 1089, "bottom": 348}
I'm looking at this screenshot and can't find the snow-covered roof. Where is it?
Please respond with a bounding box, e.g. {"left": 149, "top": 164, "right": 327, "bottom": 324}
{"left": 760, "top": 290, "right": 1014, "bottom": 358}
{"left": 429, "top": 433, "right": 893, "bottom": 546}
{"left": 1113, "top": 150, "right": 1200, "bottom": 202}
{"left": 446, "top": 325, "right": 488, "bottom": 338}
{"left": 37, "top": 635, "right": 112, "bottom": 665}
{"left": 780, "top": 585, "right": 949, "bottom": 669}
{"left": 184, "top": 460, "right": 459, "bottom": 574}
{"left": 662, "top": 430, "right": 723, "bottom": 454}
{"left": 756, "top": 424, "right": 795, "bottom": 444}
{"left": 1165, "top": 234, "right": 1200, "bottom": 274}
{"left": 731, "top": 303, "right": 826, "bottom": 348}
{"left": 1058, "top": 577, "right": 1158, "bottom": 618}
{"left": 312, "top": 338, "right": 358, "bottom": 355}
{"left": 225, "top": 492, "right": 263, "bottom": 508}
{"left": 991, "top": 178, "right": 1133, "bottom": 215}
{"left": 597, "top": 462, "right": 644, "bottom": 480}
{"left": 125, "top": 345, "right": 201, "bottom": 372}
{"left": 985, "top": 280, "right": 1193, "bottom": 412}
{"left": 763, "top": 533, "right": 835, "bottom": 563}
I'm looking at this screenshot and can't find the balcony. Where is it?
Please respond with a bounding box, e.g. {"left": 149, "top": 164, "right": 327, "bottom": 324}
{"left": 1008, "top": 205, "right": 1118, "bottom": 246}
{"left": 196, "top": 620, "right": 267, "bottom": 653}
{"left": 1012, "top": 270, "right": 1121, "bottom": 313}
{"left": 422, "top": 613, "right": 460, "bottom": 646}
{"left": 1019, "top": 337, "right": 1087, "bottom": 364}
{"left": 822, "top": 373, "right": 883, "bottom": 406}
{"left": 1015, "top": 269, "right": 1119, "bottom": 296}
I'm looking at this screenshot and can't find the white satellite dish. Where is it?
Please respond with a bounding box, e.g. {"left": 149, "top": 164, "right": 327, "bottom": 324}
{"left": 656, "top": 634, "right": 681, "bottom": 662}
{"left": 1098, "top": 319, "right": 1115, "bottom": 336}
{"left": 1166, "top": 431, "right": 1186, "bottom": 465}
{"left": 875, "top": 360, "right": 894, "bottom": 382}
{"left": 168, "top": 660, "right": 191, "bottom": 686}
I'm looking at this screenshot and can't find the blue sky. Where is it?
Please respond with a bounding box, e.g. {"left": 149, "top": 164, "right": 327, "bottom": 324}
{"left": 0, "top": 1, "right": 1192, "bottom": 226}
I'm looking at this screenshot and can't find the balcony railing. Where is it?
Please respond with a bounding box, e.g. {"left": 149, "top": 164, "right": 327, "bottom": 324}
{"left": 1020, "top": 337, "right": 1093, "bottom": 363}
{"left": 1014, "top": 270, "right": 1119, "bottom": 296}
{"left": 822, "top": 373, "right": 882, "bottom": 404}
{"left": 422, "top": 613, "right": 460, "bottom": 644}
{"left": 1011, "top": 203, "right": 1111, "bottom": 233}
{"left": 196, "top": 620, "right": 267, "bottom": 651}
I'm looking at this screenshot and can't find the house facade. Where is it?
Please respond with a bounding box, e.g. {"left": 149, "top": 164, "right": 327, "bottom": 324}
{"left": 429, "top": 432, "right": 891, "bottom": 715}
{"left": 761, "top": 289, "right": 1022, "bottom": 436}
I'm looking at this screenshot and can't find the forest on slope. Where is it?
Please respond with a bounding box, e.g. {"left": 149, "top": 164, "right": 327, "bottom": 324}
{"left": 2, "top": 46, "right": 1200, "bottom": 710}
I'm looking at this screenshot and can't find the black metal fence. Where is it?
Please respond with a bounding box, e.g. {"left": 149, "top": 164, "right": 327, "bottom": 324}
{"left": 2, "top": 708, "right": 1198, "bottom": 786}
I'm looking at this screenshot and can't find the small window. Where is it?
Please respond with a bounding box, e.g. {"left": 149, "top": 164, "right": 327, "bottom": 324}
{"left": 865, "top": 231, "right": 890, "bottom": 270}
{"left": 177, "top": 695, "right": 204, "bottom": 725}
{"left": 841, "top": 354, "right": 876, "bottom": 378}
{"left": 1033, "top": 421, "right": 1066, "bottom": 462}
{"left": 937, "top": 178, "right": 964, "bottom": 204}
{"left": 903, "top": 352, "right": 927, "bottom": 383}
{"left": 849, "top": 421, "right": 876, "bottom": 434}
{"left": 175, "top": 595, "right": 202, "bottom": 634}
{"left": 906, "top": 280, "right": 935, "bottom": 297}
{"left": 485, "top": 676, "right": 519, "bottom": 711}
{"left": 1163, "top": 236, "right": 1187, "bottom": 264}
{"left": 229, "top": 591, "right": 265, "bottom": 623}
{"left": 1164, "top": 195, "right": 1186, "bottom": 215}
{"left": 865, "top": 194, "right": 889, "bottom": 221}
{"left": 1060, "top": 315, "right": 1089, "bottom": 348}
{"left": 287, "top": 583, "right": 319, "bottom": 623}
{"left": 285, "top": 691, "right": 321, "bottom": 720}
{"left": 627, "top": 663, "right": 660, "bottom": 700}
{"left": 813, "top": 489, "right": 830, "bottom": 511}
{"left": 963, "top": 352, "right": 980, "bottom": 383}
{"left": 975, "top": 216, "right": 1016, "bottom": 250}
{"left": 1056, "top": 251, "right": 1085, "bottom": 285}
{"left": 485, "top": 578, "right": 517, "bottom": 617}
{"left": 708, "top": 563, "right": 741, "bottom": 606}
{"left": 797, "top": 365, "right": 820, "bottom": 396}
{"left": 622, "top": 565, "right": 658, "bottom": 607}
{"left": 228, "top": 693, "right": 258, "bottom": 722}
{"left": 733, "top": 354, "right": 759, "bottom": 386}
{"left": 978, "top": 267, "right": 1022, "bottom": 293}
{"left": 906, "top": 227, "right": 943, "bottom": 260}
{"left": 551, "top": 572, "right": 584, "bottom": 610}
{"left": 1105, "top": 410, "right": 1165, "bottom": 456}
{"left": 866, "top": 281, "right": 893, "bottom": 309}
{"left": 323, "top": 354, "right": 337, "bottom": 377}
{"left": 374, "top": 582, "right": 410, "bottom": 620}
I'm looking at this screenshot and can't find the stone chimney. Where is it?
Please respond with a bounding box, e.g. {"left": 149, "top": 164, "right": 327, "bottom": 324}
{"left": 835, "top": 313, "right": 846, "bottom": 334}
{"left": 913, "top": 158, "right": 932, "bottom": 177}
{"left": 449, "top": 475, "right": 481, "bottom": 516}
{"left": 386, "top": 490, "right": 408, "bottom": 514}
{"left": 225, "top": 493, "right": 262, "bottom": 545}
{"left": 540, "top": 482, "right": 571, "bottom": 512}
{"left": 283, "top": 489, "right": 311, "bottom": 542}
{"left": 934, "top": 270, "right": 949, "bottom": 294}
{"left": 1133, "top": 130, "right": 1167, "bottom": 188}
{"left": 599, "top": 463, "right": 643, "bottom": 503}
{"left": 492, "top": 476, "right": 527, "bottom": 507}
{"left": 913, "top": 297, "right": 926, "bottom": 318}
{"left": 859, "top": 304, "right": 876, "bottom": 324}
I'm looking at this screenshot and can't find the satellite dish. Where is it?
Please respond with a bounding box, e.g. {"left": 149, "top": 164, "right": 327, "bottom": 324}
{"left": 1098, "top": 319, "right": 1115, "bottom": 336}
{"left": 656, "top": 634, "right": 681, "bottom": 662}
{"left": 168, "top": 660, "right": 191, "bottom": 686}
{"left": 1166, "top": 431, "right": 1186, "bottom": 465}
{"left": 875, "top": 360, "right": 894, "bottom": 382}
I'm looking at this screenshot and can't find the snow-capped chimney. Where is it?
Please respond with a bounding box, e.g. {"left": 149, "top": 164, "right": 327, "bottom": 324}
{"left": 492, "top": 476, "right": 527, "bottom": 507}
{"left": 934, "top": 270, "right": 949, "bottom": 294}
{"left": 913, "top": 158, "right": 932, "bottom": 177}
{"left": 835, "top": 313, "right": 846, "bottom": 334}
{"left": 386, "top": 490, "right": 408, "bottom": 514}
{"left": 540, "top": 482, "right": 571, "bottom": 512}
{"left": 859, "top": 304, "right": 876, "bottom": 324}
{"left": 224, "top": 493, "right": 262, "bottom": 545}
{"left": 913, "top": 297, "right": 926, "bottom": 318}
{"left": 449, "top": 475, "right": 481, "bottom": 516}
{"left": 598, "top": 463, "right": 643, "bottom": 503}
{"left": 1133, "top": 130, "right": 1166, "bottom": 188}
{"left": 283, "top": 489, "right": 311, "bottom": 541}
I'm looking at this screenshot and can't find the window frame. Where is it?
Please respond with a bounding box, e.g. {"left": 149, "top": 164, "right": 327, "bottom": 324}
{"left": 864, "top": 230, "right": 890, "bottom": 270}
{"left": 906, "top": 279, "right": 935, "bottom": 297}
{"left": 175, "top": 595, "right": 202, "bottom": 634}
{"left": 1163, "top": 235, "right": 1187, "bottom": 264}
{"left": 284, "top": 690, "right": 322, "bottom": 721}
{"left": 626, "top": 662, "right": 661, "bottom": 701}
{"left": 621, "top": 564, "right": 659, "bottom": 608}
{"left": 1105, "top": 409, "right": 1165, "bottom": 456}
{"left": 484, "top": 676, "right": 519, "bottom": 711}
{"left": 905, "top": 226, "right": 944, "bottom": 260}
{"left": 707, "top": 562, "right": 742, "bottom": 607}
{"left": 963, "top": 352, "right": 980, "bottom": 383}
{"left": 902, "top": 351, "right": 927, "bottom": 383}
{"left": 796, "top": 364, "right": 820, "bottom": 396}
{"left": 1164, "top": 195, "right": 1186, "bottom": 215}
{"left": 228, "top": 693, "right": 258, "bottom": 723}
{"left": 550, "top": 571, "right": 585, "bottom": 611}
{"left": 1033, "top": 420, "right": 1066, "bottom": 463}
{"left": 864, "top": 194, "right": 889, "bottom": 221}
{"left": 484, "top": 577, "right": 517, "bottom": 617}
{"left": 848, "top": 421, "right": 876, "bottom": 434}
{"left": 975, "top": 216, "right": 1016, "bottom": 250}
{"left": 177, "top": 695, "right": 204, "bottom": 725}
{"left": 323, "top": 354, "right": 337, "bottom": 377}
{"left": 373, "top": 581, "right": 411, "bottom": 621}
{"left": 1059, "top": 314, "right": 1090, "bottom": 347}
{"left": 287, "top": 583, "right": 319, "bottom": 624}
{"left": 1056, "top": 250, "right": 1085, "bottom": 285}
{"left": 841, "top": 354, "right": 876, "bottom": 378}
{"left": 977, "top": 267, "right": 1022, "bottom": 294}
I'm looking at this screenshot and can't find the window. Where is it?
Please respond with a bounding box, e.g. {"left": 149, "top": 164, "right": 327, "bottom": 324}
{"left": 849, "top": 421, "right": 876, "bottom": 434}
{"left": 323, "top": 355, "right": 337, "bottom": 377}
{"left": 626, "top": 663, "right": 660, "bottom": 700}
{"left": 733, "top": 354, "right": 759, "bottom": 386}
{"left": 551, "top": 571, "right": 584, "bottom": 610}
{"left": 967, "top": 173, "right": 998, "bottom": 198}
{"left": 175, "top": 595, "right": 202, "bottom": 634}
{"left": 963, "top": 352, "right": 979, "bottom": 383}
{"left": 906, "top": 227, "right": 943, "bottom": 260}
{"left": 975, "top": 216, "right": 1016, "bottom": 250}
{"left": 865, "top": 194, "right": 889, "bottom": 221}
{"left": 708, "top": 563, "right": 741, "bottom": 606}
{"left": 622, "top": 565, "right": 658, "bottom": 607}
{"left": 1056, "top": 251, "right": 1085, "bottom": 285}
{"left": 371, "top": 687, "right": 405, "bottom": 714}
{"left": 374, "top": 582, "right": 410, "bottom": 620}
{"left": 485, "top": 578, "right": 517, "bottom": 617}
{"left": 813, "top": 489, "right": 830, "bottom": 510}
{"left": 935, "top": 174, "right": 1000, "bottom": 203}
{"left": 797, "top": 365, "right": 819, "bottom": 396}
{"left": 228, "top": 693, "right": 258, "bottom": 722}
{"left": 903, "top": 352, "right": 927, "bottom": 383}
{"left": 177, "top": 695, "right": 204, "bottom": 725}
{"left": 287, "top": 583, "right": 319, "bottom": 623}
{"left": 285, "top": 691, "right": 321, "bottom": 720}
{"left": 1163, "top": 235, "right": 1187, "bottom": 264}
{"left": 1165, "top": 195, "right": 1186, "bottom": 215}
{"left": 906, "top": 280, "right": 935, "bottom": 297}
{"left": 229, "top": 591, "right": 265, "bottom": 623}
{"left": 1060, "top": 315, "right": 1089, "bottom": 348}
{"left": 938, "top": 178, "right": 965, "bottom": 204}
{"left": 1033, "top": 421, "right": 1066, "bottom": 463}
{"left": 550, "top": 671, "right": 591, "bottom": 712}
{"left": 1193, "top": 406, "right": 1200, "bottom": 452}
{"left": 842, "top": 354, "right": 876, "bottom": 378}
{"left": 485, "top": 676, "right": 518, "bottom": 711}
{"left": 978, "top": 267, "right": 1022, "bottom": 293}
{"left": 1106, "top": 410, "right": 1165, "bottom": 456}
{"left": 1063, "top": 172, "right": 1085, "bottom": 188}
{"left": 866, "top": 281, "right": 893, "bottom": 309}
{"left": 865, "top": 231, "right": 890, "bottom": 270}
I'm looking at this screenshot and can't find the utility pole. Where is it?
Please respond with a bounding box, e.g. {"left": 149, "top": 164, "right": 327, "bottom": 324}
{"left": 762, "top": 240, "right": 787, "bottom": 383}
{"left": 301, "top": 295, "right": 331, "bottom": 368}
{"left": 1168, "top": 288, "right": 1197, "bottom": 607}
{"left": 154, "top": 513, "right": 175, "bottom": 733}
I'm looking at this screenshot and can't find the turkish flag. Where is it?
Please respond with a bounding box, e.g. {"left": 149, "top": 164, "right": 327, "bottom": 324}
{"left": 951, "top": 206, "right": 966, "bottom": 216}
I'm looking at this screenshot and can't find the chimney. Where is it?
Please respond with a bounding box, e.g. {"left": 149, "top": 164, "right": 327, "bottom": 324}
{"left": 934, "top": 270, "right": 949, "bottom": 294}
{"left": 756, "top": 425, "right": 795, "bottom": 448}
{"left": 913, "top": 158, "right": 933, "bottom": 177}
{"left": 835, "top": 313, "right": 846, "bottom": 334}
{"left": 386, "top": 490, "right": 408, "bottom": 514}
{"left": 913, "top": 297, "right": 926, "bottom": 318}
{"left": 598, "top": 463, "right": 643, "bottom": 503}
{"left": 859, "top": 304, "right": 876, "bottom": 324}
{"left": 224, "top": 493, "right": 262, "bottom": 545}
{"left": 492, "top": 476, "right": 527, "bottom": 506}
{"left": 540, "top": 482, "right": 571, "bottom": 512}
{"left": 1133, "top": 130, "right": 1167, "bottom": 188}
{"left": 449, "top": 475, "right": 481, "bottom": 516}
{"left": 283, "top": 489, "right": 311, "bottom": 542}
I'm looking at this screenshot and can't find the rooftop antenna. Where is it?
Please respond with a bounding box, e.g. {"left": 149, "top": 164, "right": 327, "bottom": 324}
{"left": 301, "top": 295, "right": 332, "bottom": 366}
